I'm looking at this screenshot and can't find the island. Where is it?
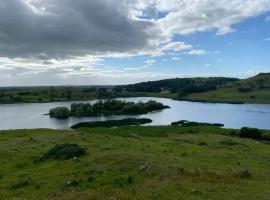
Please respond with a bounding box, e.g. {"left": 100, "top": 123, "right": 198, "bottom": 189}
{"left": 49, "top": 99, "right": 170, "bottom": 119}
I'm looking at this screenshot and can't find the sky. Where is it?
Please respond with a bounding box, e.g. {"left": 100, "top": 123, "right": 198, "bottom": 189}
{"left": 0, "top": 0, "right": 270, "bottom": 86}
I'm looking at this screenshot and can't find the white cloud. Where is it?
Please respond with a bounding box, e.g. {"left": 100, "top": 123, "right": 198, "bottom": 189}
{"left": 1, "top": 0, "right": 270, "bottom": 85}
{"left": 205, "top": 64, "right": 211, "bottom": 67}
{"left": 264, "top": 38, "right": 270, "bottom": 41}
{"left": 184, "top": 50, "right": 208, "bottom": 55}
{"left": 157, "top": 0, "right": 270, "bottom": 37}
{"left": 162, "top": 42, "right": 192, "bottom": 52}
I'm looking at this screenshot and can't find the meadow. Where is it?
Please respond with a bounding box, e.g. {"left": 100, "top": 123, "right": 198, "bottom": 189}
{"left": 1, "top": 126, "right": 270, "bottom": 200}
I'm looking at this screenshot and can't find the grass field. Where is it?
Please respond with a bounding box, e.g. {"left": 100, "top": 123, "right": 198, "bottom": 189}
{"left": 184, "top": 73, "right": 270, "bottom": 104}
{"left": 1, "top": 126, "right": 270, "bottom": 200}
{"left": 185, "top": 88, "right": 270, "bottom": 104}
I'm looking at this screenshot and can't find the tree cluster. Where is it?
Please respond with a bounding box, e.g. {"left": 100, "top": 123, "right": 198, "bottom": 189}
{"left": 49, "top": 100, "right": 169, "bottom": 119}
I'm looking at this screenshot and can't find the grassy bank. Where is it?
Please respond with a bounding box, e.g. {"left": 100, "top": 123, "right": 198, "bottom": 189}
{"left": 1, "top": 126, "right": 270, "bottom": 199}
{"left": 184, "top": 88, "right": 270, "bottom": 104}
{"left": 182, "top": 73, "right": 270, "bottom": 104}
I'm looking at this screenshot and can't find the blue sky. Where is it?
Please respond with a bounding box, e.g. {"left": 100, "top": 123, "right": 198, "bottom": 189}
{"left": 0, "top": 0, "right": 270, "bottom": 86}
{"left": 104, "top": 12, "right": 270, "bottom": 80}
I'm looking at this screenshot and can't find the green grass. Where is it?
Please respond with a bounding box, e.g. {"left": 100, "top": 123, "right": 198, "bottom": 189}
{"left": 185, "top": 88, "right": 270, "bottom": 104}
{"left": 184, "top": 73, "right": 270, "bottom": 104}
{"left": 1, "top": 126, "right": 270, "bottom": 199}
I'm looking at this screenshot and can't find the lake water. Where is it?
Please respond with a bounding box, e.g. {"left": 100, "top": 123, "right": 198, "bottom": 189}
{"left": 0, "top": 97, "right": 270, "bottom": 130}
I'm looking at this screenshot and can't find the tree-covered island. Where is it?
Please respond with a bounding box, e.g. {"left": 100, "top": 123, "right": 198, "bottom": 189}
{"left": 49, "top": 99, "right": 170, "bottom": 119}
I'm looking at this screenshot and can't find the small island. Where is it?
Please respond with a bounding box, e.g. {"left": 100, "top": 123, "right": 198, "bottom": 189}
{"left": 49, "top": 99, "right": 170, "bottom": 119}
{"left": 71, "top": 118, "right": 152, "bottom": 129}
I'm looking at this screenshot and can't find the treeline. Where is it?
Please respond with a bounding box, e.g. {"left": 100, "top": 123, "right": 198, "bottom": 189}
{"left": 0, "top": 86, "right": 111, "bottom": 103}
{"left": 49, "top": 100, "right": 169, "bottom": 119}
{"left": 115, "top": 77, "right": 239, "bottom": 97}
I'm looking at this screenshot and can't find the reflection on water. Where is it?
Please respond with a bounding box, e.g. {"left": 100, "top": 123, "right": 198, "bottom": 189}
{"left": 0, "top": 97, "right": 270, "bottom": 130}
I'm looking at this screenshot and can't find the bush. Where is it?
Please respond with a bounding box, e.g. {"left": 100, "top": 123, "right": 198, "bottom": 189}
{"left": 238, "top": 127, "right": 262, "bottom": 139}
{"left": 41, "top": 143, "right": 85, "bottom": 160}
{"left": 49, "top": 107, "right": 70, "bottom": 119}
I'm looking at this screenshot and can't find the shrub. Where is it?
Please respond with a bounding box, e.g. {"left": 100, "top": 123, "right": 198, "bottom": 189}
{"left": 41, "top": 143, "right": 85, "bottom": 160}
{"left": 238, "top": 127, "right": 262, "bottom": 139}
{"left": 49, "top": 107, "right": 70, "bottom": 119}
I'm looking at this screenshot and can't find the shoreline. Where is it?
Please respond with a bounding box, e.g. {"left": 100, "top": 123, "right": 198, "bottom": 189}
{"left": 0, "top": 94, "right": 269, "bottom": 105}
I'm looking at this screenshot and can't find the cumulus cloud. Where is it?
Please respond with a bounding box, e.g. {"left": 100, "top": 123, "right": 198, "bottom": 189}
{"left": 1, "top": 0, "right": 270, "bottom": 85}
{"left": 157, "top": 0, "right": 270, "bottom": 36}
{"left": 0, "top": 0, "right": 160, "bottom": 59}
{"left": 1, "top": 0, "right": 270, "bottom": 59}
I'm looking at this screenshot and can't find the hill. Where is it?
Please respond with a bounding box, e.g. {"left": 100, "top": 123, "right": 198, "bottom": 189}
{"left": 185, "top": 73, "right": 270, "bottom": 104}
{"left": 115, "top": 77, "right": 239, "bottom": 99}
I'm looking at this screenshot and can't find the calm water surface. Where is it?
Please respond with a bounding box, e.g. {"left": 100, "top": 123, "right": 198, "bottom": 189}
{"left": 0, "top": 97, "right": 270, "bottom": 130}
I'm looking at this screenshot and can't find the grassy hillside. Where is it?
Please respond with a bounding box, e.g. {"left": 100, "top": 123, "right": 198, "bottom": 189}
{"left": 185, "top": 73, "right": 270, "bottom": 104}
{"left": 1, "top": 126, "right": 270, "bottom": 199}
{"left": 116, "top": 77, "right": 239, "bottom": 97}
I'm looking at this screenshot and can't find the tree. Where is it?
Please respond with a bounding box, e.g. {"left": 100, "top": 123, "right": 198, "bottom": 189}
{"left": 49, "top": 107, "right": 70, "bottom": 119}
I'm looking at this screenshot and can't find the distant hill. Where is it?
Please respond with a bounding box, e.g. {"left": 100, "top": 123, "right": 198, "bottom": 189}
{"left": 185, "top": 73, "right": 270, "bottom": 103}
{"left": 115, "top": 77, "right": 239, "bottom": 98}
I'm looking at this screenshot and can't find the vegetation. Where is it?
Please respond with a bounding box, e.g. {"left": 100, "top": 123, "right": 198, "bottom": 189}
{"left": 1, "top": 73, "right": 270, "bottom": 104}
{"left": 186, "top": 73, "right": 270, "bottom": 104}
{"left": 49, "top": 100, "right": 169, "bottom": 119}
{"left": 49, "top": 107, "right": 70, "bottom": 119}
{"left": 40, "top": 144, "right": 86, "bottom": 161}
{"left": 238, "top": 127, "right": 263, "bottom": 140}
{"left": 1, "top": 126, "right": 270, "bottom": 199}
{"left": 171, "top": 120, "right": 224, "bottom": 127}
{"left": 115, "top": 77, "right": 238, "bottom": 98}
{"left": 0, "top": 86, "right": 106, "bottom": 104}
{"left": 71, "top": 118, "right": 152, "bottom": 129}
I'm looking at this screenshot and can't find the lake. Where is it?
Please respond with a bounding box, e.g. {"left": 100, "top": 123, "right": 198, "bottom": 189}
{"left": 0, "top": 97, "right": 270, "bottom": 130}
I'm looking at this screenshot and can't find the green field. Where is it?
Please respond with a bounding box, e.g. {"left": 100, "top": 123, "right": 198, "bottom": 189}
{"left": 1, "top": 126, "right": 270, "bottom": 200}
{"left": 185, "top": 88, "right": 270, "bottom": 104}
{"left": 184, "top": 73, "right": 270, "bottom": 104}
